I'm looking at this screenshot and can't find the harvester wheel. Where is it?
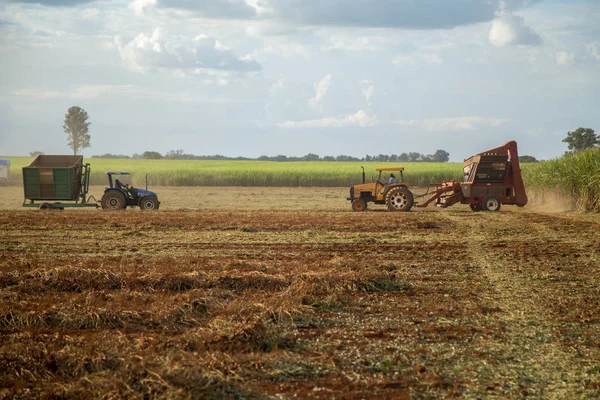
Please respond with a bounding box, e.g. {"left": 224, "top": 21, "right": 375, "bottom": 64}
{"left": 351, "top": 199, "right": 367, "bottom": 212}
{"left": 469, "top": 204, "right": 482, "bottom": 212}
{"left": 39, "top": 202, "right": 50, "bottom": 210}
{"left": 139, "top": 196, "right": 159, "bottom": 210}
{"left": 101, "top": 191, "right": 127, "bottom": 210}
{"left": 482, "top": 195, "right": 501, "bottom": 212}
{"left": 386, "top": 187, "right": 414, "bottom": 212}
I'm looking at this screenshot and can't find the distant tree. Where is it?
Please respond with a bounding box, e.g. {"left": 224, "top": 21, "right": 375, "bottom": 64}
{"left": 272, "top": 155, "right": 289, "bottom": 162}
{"left": 257, "top": 155, "right": 269, "bottom": 161}
{"left": 29, "top": 151, "right": 44, "bottom": 157}
{"left": 562, "top": 127, "right": 598, "bottom": 152}
{"left": 432, "top": 149, "right": 450, "bottom": 162}
{"left": 165, "top": 149, "right": 185, "bottom": 159}
{"left": 398, "top": 153, "right": 409, "bottom": 162}
{"left": 63, "top": 106, "right": 91, "bottom": 155}
{"left": 519, "top": 155, "right": 538, "bottom": 163}
{"left": 336, "top": 155, "right": 359, "bottom": 162}
{"left": 302, "top": 153, "right": 321, "bottom": 161}
{"left": 141, "top": 151, "right": 163, "bottom": 159}
{"left": 91, "top": 153, "right": 131, "bottom": 159}
{"left": 389, "top": 154, "right": 398, "bottom": 162}
{"left": 322, "top": 156, "right": 335, "bottom": 161}
{"left": 408, "top": 152, "right": 421, "bottom": 162}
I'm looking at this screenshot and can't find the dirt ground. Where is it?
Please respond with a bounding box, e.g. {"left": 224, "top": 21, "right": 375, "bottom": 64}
{"left": 0, "top": 187, "right": 599, "bottom": 399}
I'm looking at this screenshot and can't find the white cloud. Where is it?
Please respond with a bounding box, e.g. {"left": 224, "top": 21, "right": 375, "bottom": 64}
{"left": 586, "top": 43, "right": 600, "bottom": 62}
{"left": 394, "top": 116, "right": 508, "bottom": 131}
{"left": 423, "top": 53, "right": 443, "bottom": 65}
{"left": 489, "top": 13, "right": 542, "bottom": 47}
{"left": 11, "top": 85, "right": 194, "bottom": 101}
{"left": 278, "top": 110, "right": 377, "bottom": 128}
{"left": 308, "top": 74, "right": 332, "bottom": 105}
{"left": 393, "top": 53, "right": 443, "bottom": 66}
{"left": 271, "top": 79, "right": 285, "bottom": 92}
{"left": 554, "top": 51, "right": 574, "bottom": 66}
{"left": 392, "top": 55, "right": 416, "bottom": 66}
{"left": 322, "top": 36, "right": 385, "bottom": 52}
{"left": 129, "top": 0, "right": 157, "bottom": 17}
{"left": 115, "top": 28, "right": 261, "bottom": 74}
{"left": 157, "top": 0, "right": 256, "bottom": 18}
{"left": 81, "top": 8, "right": 101, "bottom": 19}
{"left": 362, "top": 84, "right": 375, "bottom": 106}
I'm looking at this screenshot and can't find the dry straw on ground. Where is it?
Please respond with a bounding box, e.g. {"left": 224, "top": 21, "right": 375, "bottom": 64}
{"left": 1, "top": 188, "right": 599, "bottom": 398}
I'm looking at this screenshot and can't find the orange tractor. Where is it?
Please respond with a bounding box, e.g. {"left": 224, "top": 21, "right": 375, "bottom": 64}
{"left": 348, "top": 141, "right": 528, "bottom": 212}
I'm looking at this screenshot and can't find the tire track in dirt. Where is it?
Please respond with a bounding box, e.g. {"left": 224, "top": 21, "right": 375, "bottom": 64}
{"left": 441, "top": 210, "right": 598, "bottom": 398}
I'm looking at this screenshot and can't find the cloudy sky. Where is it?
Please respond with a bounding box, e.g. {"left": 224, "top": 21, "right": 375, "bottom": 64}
{"left": 0, "top": 0, "right": 598, "bottom": 161}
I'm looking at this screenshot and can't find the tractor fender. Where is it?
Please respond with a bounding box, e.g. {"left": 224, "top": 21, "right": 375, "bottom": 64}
{"left": 103, "top": 188, "right": 126, "bottom": 196}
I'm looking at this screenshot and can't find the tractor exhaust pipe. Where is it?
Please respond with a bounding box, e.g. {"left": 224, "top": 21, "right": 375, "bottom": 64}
{"left": 361, "top": 166, "right": 365, "bottom": 184}
{"left": 145, "top": 174, "right": 148, "bottom": 191}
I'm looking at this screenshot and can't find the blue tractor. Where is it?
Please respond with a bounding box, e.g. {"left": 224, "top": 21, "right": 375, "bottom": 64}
{"left": 100, "top": 172, "right": 160, "bottom": 210}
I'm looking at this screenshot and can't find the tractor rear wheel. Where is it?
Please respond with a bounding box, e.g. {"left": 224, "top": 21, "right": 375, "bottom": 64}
{"left": 386, "top": 187, "right": 414, "bottom": 212}
{"left": 139, "top": 196, "right": 159, "bottom": 210}
{"left": 482, "top": 195, "right": 501, "bottom": 212}
{"left": 351, "top": 199, "right": 367, "bottom": 212}
{"left": 470, "top": 204, "right": 482, "bottom": 212}
{"left": 101, "top": 191, "right": 127, "bottom": 210}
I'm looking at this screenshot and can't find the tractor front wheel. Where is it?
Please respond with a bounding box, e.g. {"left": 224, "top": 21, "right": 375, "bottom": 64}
{"left": 482, "top": 195, "right": 501, "bottom": 212}
{"left": 351, "top": 199, "right": 367, "bottom": 212}
{"left": 386, "top": 187, "right": 414, "bottom": 212}
{"left": 469, "top": 204, "right": 482, "bottom": 212}
{"left": 101, "top": 191, "right": 127, "bottom": 210}
{"left": 139, "top": 196, "right": 159, "bottom": 210}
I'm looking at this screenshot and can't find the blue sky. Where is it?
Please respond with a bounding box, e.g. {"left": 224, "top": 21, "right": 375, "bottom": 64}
{"left": 0, "top": 0, "right": 598, "bottom": 161}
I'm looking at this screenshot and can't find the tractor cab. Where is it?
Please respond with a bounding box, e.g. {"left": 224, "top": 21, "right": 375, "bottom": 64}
{"left": 101, "top": 172, "right": 160, "bottom": 210}
{"left": 347, "top": 167, "right": 414, "bottom": 212}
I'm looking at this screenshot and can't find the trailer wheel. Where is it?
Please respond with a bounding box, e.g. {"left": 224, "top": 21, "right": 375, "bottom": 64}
{"left": 139, "top": 196, "right": 159, "bottom": 210}
{"left": 482, "top": 196, "right": 501, "bottom": 212}
{"left": 351, "top": 199, "right": 367, "bottom": 212}
{"left": 101, "top": 191, "right": 127, "bottom": 210}
{"left": 39, "top": 202, "right": 50, "bottom": 210}
{"left": 469, "top": 204, "right": 482, "bottom": 212}
{"left": 386, "top": 187, "right": 414, "bottom": 212}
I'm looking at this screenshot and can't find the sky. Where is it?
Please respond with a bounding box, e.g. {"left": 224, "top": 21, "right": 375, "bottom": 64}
{"left": 0, "top": 0, "right": 598, "bottom": 161}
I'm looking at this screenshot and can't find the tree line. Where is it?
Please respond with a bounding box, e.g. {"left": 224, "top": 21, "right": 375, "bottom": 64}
{"left": 90, "top": 149, "right": 453, "bottom": 162}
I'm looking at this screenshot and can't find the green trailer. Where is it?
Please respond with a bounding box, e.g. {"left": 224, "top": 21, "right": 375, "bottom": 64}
{"left": 22, "top": 155, "right": 98, "bottom": 209}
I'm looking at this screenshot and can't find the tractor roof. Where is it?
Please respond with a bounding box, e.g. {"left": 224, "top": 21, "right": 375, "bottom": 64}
{"left": 375, "top": 167, "right": 404, "bottom": 172}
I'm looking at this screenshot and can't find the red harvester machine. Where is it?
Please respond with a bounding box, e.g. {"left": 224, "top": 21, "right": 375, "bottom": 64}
{"left": 416, "top": 140, "right": 528, "bottom": 211}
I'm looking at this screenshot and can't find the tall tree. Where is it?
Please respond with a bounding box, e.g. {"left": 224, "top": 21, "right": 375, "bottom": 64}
{"left": 562, "top": 127, "right": 598, "bottom": 152}
{"left": 432, "top": 149, "right": 450, "bottom": 162}
{"left": 63, "top": 106, "right": 91, "bottom": 155}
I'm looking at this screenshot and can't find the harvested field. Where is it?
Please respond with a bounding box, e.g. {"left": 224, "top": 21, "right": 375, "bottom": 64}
{"left": 1, "top": 187, "right": 599, "bottom": 399}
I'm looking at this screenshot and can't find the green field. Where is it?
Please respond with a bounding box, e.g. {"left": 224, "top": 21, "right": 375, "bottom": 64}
{"left": 2, "top": 156, "right": 464, "bottom": 187}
